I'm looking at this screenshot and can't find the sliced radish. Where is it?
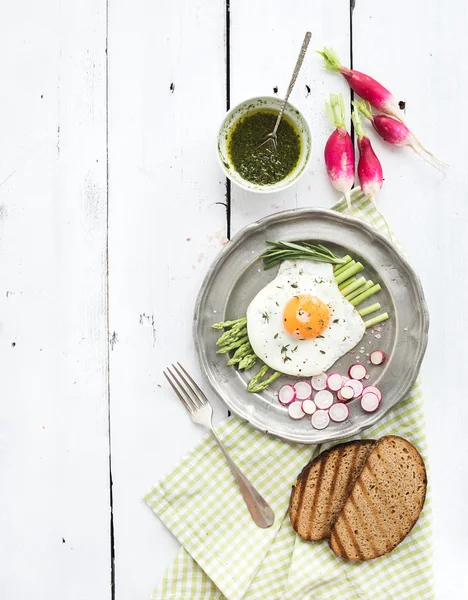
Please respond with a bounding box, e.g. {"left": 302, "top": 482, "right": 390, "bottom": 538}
{"left": 278, "top": 384, "right": 296, "bottom": 405}
{"left": 344, "top": 379, "right": 364, "bottom": 399}
{"left": 311, "top": 373, "right": 327, "bottom": 391}
{"left": 363, "top": 385, "right": 382, "bottom": 402}
{"left": 341, "top": 375, "right": 349, "bottom": 386}
{"left": 294, "top": 381, "right": 312, "bottom": 401}
{"left": 288, "top": 401, "right": 306, "bottom": 419}
{"left": 326, "top": 372, "right": 343, "bottom": 392}
{"left": 340, "top": 386, "right": 354, "bottom": 401}
{"left": 301, "top": 399, "right": 317, "bottom": 415}
{"left": 314, "top": 389, "right": 334, "bottom": 410}
{"left": 348, "top": 363, "right": 367, "bottom": 380}
{"left": 329, "top": 402, "right": 349, "bottom": 422}
{"left": 311, "top": 409, "right": 330, "bottom": 430}
{"left": 337, "top": 389, "right": 345, "bottom": 402}
{"left": 370, "top": 350, "right": 386, "bottom": 365}
{"left": 361, "top": 392, "right": 380, "bottom": 412}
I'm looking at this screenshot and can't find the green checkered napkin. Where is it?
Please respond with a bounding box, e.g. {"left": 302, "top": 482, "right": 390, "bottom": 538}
{"left": 145, "top": 191, "right": 433, "bottom": 600}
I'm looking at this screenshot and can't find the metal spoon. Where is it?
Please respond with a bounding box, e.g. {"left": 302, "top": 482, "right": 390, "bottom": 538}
{"left": 254, "top": 31, "right": 311, "bottom": 154}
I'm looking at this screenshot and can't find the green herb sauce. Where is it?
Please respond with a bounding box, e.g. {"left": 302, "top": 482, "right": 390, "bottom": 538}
{"left": 227, "top": 110, "right": 301, "bottom": 185}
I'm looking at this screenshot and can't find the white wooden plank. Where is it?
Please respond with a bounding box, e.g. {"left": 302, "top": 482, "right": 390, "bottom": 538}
{"left": 230, "top": 1, "right": 352, "bottom": 234}
{"left": 352, "top": 2, "right": 468, "bottom": 597}
{"left": 0, "top": 2, "right": 110, "bottom": 599}
{"left": 107, "top": 0, "right": 227, "bottom": 597}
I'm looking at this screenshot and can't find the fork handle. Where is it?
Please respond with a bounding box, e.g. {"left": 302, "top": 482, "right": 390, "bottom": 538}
{"left": 210, "top": 428, "right": 275, "bottom": 529}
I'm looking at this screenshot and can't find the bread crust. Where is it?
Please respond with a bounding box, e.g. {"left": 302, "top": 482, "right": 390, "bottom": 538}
{"left": 289, "top": 436, "right": 427, "bottom": 562}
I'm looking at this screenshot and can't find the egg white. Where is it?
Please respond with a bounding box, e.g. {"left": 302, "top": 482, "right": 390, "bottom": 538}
{"left": 246, "top": 260, "right": 365, "bottom": 376}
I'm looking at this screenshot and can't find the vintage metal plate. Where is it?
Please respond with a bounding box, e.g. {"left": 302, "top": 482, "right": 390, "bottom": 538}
{"left": 193, "top": 206, "right": 429, "bottom": 444}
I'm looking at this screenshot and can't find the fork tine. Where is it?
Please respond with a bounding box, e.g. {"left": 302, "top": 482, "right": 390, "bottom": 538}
{"left": 176, "top": 362, "right": 210, "bottom": 406}
{"left": 164, "top": 369, "right": 195, "bottom": 413}
{"left": 172, "top": 363, "right": 204, "bottom": 408}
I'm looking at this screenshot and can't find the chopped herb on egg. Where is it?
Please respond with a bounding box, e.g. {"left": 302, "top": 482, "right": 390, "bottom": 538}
{"left": 274, "top": 333, "right": 279, "bottom": 339}
{"left": 291, "top": 283, "right": 298, "bottom": 289}
{"left": 320, "top": 350, "right": 326, "bottom": 354}
{"left": 333, "top": 319, "right": 339, "bottom": 323}
{"left": 280, "top": 345, "right": 290, "bottom": 353}
{"left": 292, "top": 346, "right": 298, "bottom": 353}
{"left": 262, "top": 312, "right": 270, "bottom": 323}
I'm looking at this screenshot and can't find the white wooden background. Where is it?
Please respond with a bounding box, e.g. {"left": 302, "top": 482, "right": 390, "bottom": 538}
{"left": 0, "top": 0, "right": 467, "bottom": 598}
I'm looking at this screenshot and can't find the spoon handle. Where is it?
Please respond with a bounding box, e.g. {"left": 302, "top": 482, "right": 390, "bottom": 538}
{"left": 273, "top": 31, "right": 311, "bottom": 135}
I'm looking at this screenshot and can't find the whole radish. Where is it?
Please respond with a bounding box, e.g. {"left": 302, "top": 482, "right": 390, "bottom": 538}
{"left": 324, "top": 93, "right": 354, "bottom": 212}
{"left": 351, "top": 107, "right": 391, "bottom": 235}
{"left": 356, "top": 100, "right": 446, "bottom": 171}
{"left": 318, "top": 47, "right": 404, "bottom": 122}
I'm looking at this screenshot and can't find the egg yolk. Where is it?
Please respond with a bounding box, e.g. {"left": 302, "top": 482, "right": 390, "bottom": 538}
{"left": 283, "top": 294, "right": 331, "bottom": 339}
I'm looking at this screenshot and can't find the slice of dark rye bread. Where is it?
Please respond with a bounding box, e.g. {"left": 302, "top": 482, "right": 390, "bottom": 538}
{"left": 289, "top": 440, "right": 377, "bottom": 541}
{"left": 329, "top": 436, "right": 427, "bottom": 561}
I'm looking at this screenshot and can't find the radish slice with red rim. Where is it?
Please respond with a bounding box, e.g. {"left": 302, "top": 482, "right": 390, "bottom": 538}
{"left": 326, "top": 372, "right": 343, "bottom": 392}
{"left": 339, "top": 386, "right": 354, "bottom": 401}
{"left": 288, "top": 401, "right": 306, "bottom": 419}
{"left": 301, "top": 399, "right": 316, "bottom": 415}
{"left": 329, "top": 402, "right": 349, "bottom": 422}
{"left": 348, "top": 363, "right": 367, "bottom": 380}
{"left": 344, "top": 379, "right": 364, "bottom": 399}
{"left": 311, "top": 409, "right": 330, "bottom": 429}
{"left": 341, "top": 375, "right": 349, "bottom": 386}
{"left": 337, "top": 389, "right": 345, "bottom": 402}
{"left": 370, "top": 350, "right": 386, "bottom": 365}
{"left": 361, "top": 392, "right": 380, "bottom": 412}
{"left": 314, "top": 389, "right": 334, "bottom": 409}
{"left": 311, "top": 373, "right": 327, "bottom": 391}
{"left": 294, "top": 381, "right": 312, "bottom": 400}
{"left": 363, "top": 385, "right": 382, "bottom": 401}
{"left": 278, "top": 384, "right": 296, "bottom": 405}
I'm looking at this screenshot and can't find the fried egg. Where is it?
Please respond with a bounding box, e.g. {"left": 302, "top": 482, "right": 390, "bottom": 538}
{"left": 246, "top": 259, "right": 365, "bottom": 376}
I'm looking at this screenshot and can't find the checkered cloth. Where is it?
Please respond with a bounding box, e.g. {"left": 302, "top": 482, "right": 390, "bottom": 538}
{"left": 144, "top": 192, "right": 433, "bottom": 599}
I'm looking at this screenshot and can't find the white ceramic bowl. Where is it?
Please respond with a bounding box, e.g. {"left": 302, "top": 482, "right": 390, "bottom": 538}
{"left": 217, "top": 96, "right": 312, "bottom": 194}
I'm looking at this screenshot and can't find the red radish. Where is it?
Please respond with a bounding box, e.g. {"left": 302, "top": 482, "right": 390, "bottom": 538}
{"left": 361, "top": 392, "right": 380, "bottom": 412}
{"left": 326, "top": 372, "right": 343, "bottom": 392}
{"left": 341, "top": 375, "right": 349, "bottom": 387}
{"left": 324, "top": 93, "right": 355, "bottom": 211}
{"left": 288, "top": 401, "right": 306, "bottom": 420}
{"left": 337, "top": 389, "right": 345, "bottom": 402}
{"left": 348, "top": 363, "right": 367, "bottom": 380}
{"left": 311, "top": 409, "right": 330, "bottom": 430}
{"left": 356, "top": 100, "right": 446, "bottom": 171}
{"left": 311, "top": 373, "right": 328, "bottom": 391}
{"left": 318, "top": 47, "right": 404, "bottom": 122}
{"left": 340, "top": 385, "right": 354, "bottom": 401}
{"left": 329, "top": 402, "right": 349, "bottom": 422}
{"left": 370, "top": 350, "right": 386, "bottom": 365}
{"left": 363, "top": 385, "right": 382, "bottom": 401}
{"left": 302, "top": 399, "right": 317, "bottom": 415}
{"left": 314, "top": 389, "right": 334, "bottom": 410}
{"left": 344, "top": 378, "right": 364, "bottom": 398}
{"left": 278, "top": 384, "right": 296, "bottom": 405}
{"left": 351, "top": 107, "right": 384, "bottom": 203}
{"left": 294, "top": 381, "right": 312, "bottom": 400}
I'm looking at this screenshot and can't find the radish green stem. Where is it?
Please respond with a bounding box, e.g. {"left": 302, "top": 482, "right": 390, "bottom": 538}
{"left": 334, "top": 258, "right": 355, "bottom": 278}
{"left": 335, "top": 262, "right": 364, "bottom": 284}
{"left": 345, "top": 280, "right": 373, "bottom": 301}
{"left": 359, "top": 302, "right": 381, "bottom": 317}
{"left": 351, "top": 284, "right": 382, "bottom": 307}
{"left": 364, "top": 312, "right": 389, "bottom": 328}
{"left": 340, "top": 276, "right": 366, "bottom": 296}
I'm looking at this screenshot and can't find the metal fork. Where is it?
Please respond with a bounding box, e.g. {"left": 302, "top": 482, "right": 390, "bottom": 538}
{"left": 164, "top": 363, "right": 275, "bottom": 529}
{"left": 253, "top": 31, "right": 311, "bottom": 154}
